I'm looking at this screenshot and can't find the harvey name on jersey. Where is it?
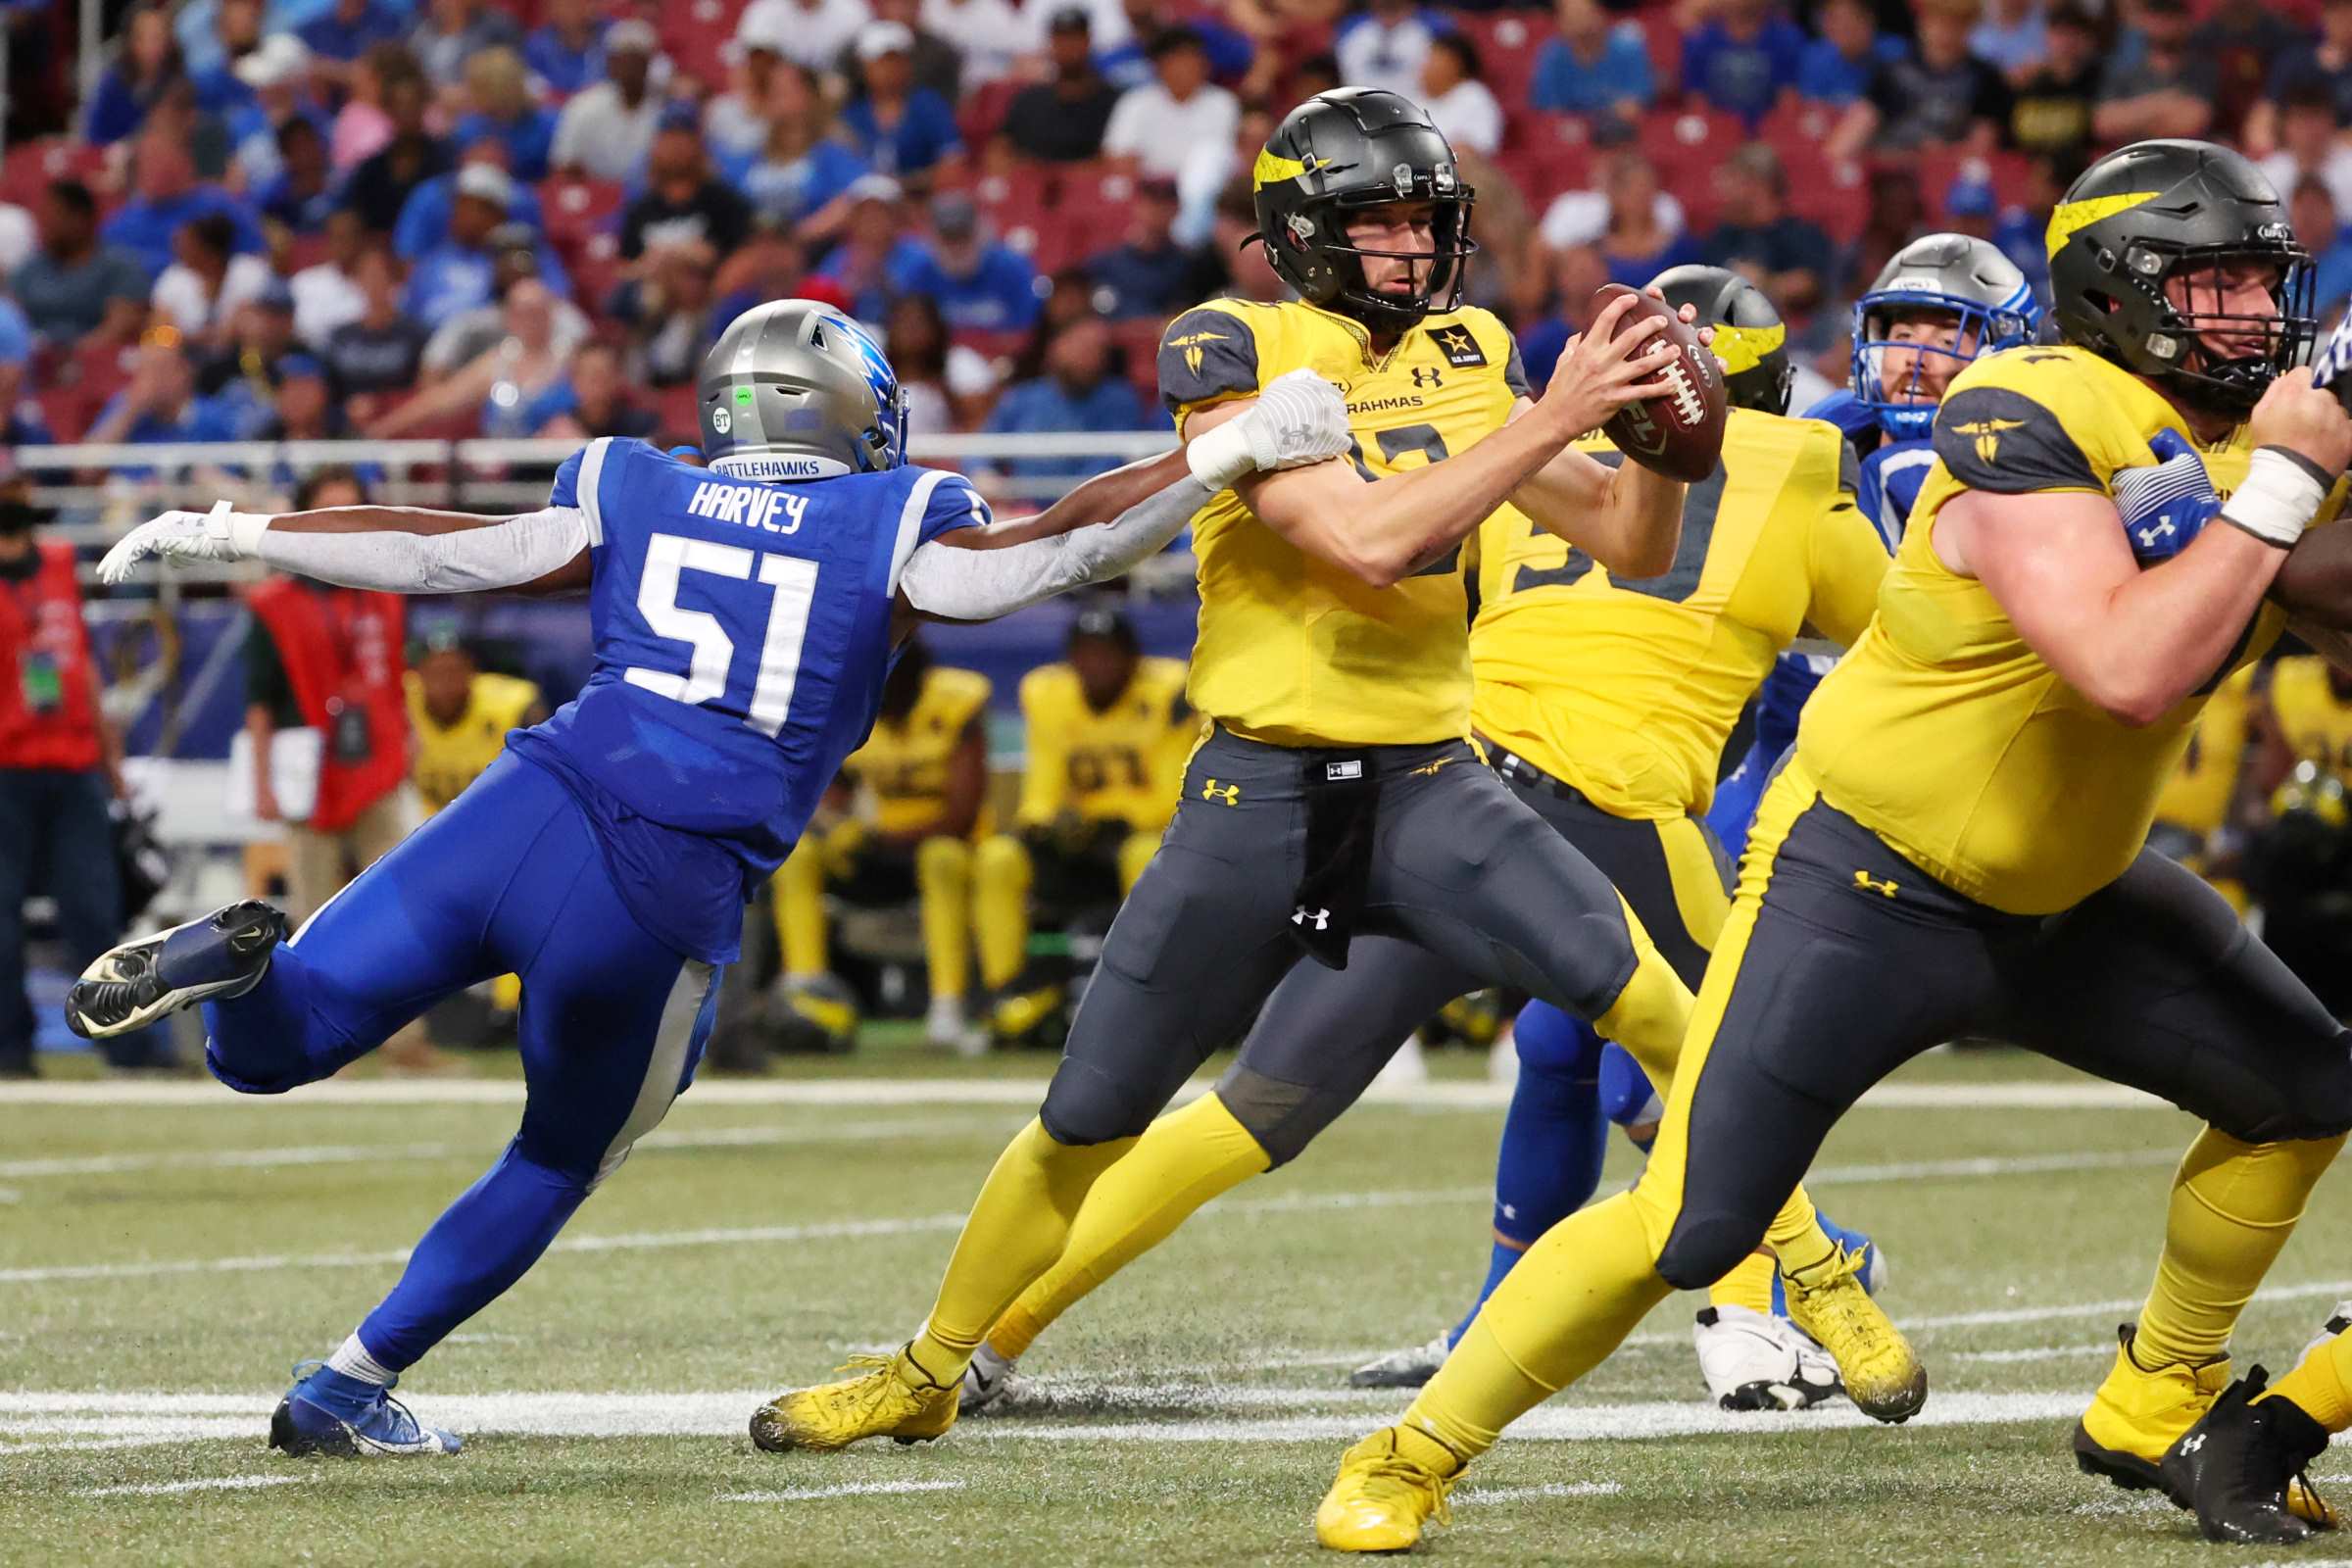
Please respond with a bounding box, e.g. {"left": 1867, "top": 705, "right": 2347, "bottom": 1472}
{"left": 504, "top": 437, "right": 988, "bottom": 963}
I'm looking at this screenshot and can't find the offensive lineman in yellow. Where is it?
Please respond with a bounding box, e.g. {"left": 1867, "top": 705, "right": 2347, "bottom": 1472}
{"left": 773, "top": 638, "right": 990, "bottom": 1050}
{"left": 952, "top": 267, "right": 1903, "bottom": 1418}
{"left": 748, "top": 88, "right": 1909, "bottom": 1455}
{"left": 1313, "top": 137, "right": 2352, "bottom": 1551}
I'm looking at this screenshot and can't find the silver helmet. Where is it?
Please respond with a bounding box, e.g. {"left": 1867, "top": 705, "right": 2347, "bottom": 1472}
{"left": 699, "top": 299, "right": 908, "bottom": 480}
{"left": 1851, "top": 233, "right": 2039, "bottom": 440}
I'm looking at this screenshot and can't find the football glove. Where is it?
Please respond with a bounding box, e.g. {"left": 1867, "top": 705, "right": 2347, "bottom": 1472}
{"left": 2111, "top": 428, "right": 2221, "bottom": 565}
{"left": 98, "top": 500, "right": 264, "bottom": 584}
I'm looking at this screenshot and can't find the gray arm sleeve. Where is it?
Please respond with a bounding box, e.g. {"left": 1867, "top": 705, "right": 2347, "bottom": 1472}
{"left": 898, "top": 475, "right": 1212, "bottom": 621}
{"left": 251, "top": 506, "right": 595, "bottom": 593}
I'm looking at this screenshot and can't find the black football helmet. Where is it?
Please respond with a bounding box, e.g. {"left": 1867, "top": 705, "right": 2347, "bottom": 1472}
{"left": 1250, "top": 88, "right": 1477, "bottom": 333}
{"left": 1649, "top": 264, "right": 1792, "bottom": 416}
{"left": 2047, "top": 139, "right": 2314, "bottom": 416}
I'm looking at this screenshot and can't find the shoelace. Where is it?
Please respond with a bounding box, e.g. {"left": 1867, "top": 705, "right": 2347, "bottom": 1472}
{"left": 288, "top": 1359, "right": 429, "bottom": 1446}
{"left": 1355, "top": 1456, "right": 1455, "bottom": 1528}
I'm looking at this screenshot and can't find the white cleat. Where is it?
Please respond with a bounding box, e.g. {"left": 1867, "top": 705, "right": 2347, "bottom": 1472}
{"left": 1694, "top": 1304, "right": 1841, "bottom": 1412}
{"left": 2301, "top": 1299, "right": 2352, "bottom": 1367}
{"left": 926, "top": 994, "right": 984, "bottom": 1055}
{"left": 959, "top": 1344, "right": 1019, "bottom": 1414}
{"left": 1348, "top": 1330, "right": 1453, "bottom": 1390}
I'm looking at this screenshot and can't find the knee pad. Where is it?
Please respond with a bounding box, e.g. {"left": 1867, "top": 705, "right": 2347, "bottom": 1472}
{"left": 1654, "top": 1212, "right": 1769, "bottom": 1293}
{"left": 1514, "top": 1001, "right": 1602, "bottom": 1080}
{"left": 1038, "top": 1056, "right": 1156, "bottom": 1147}
{"left": 1214, "top": 1065, "right": 1325, "bottom": 1168}
{"left": 1597, "top": 1043, "right": 1661, "bottom": 1130}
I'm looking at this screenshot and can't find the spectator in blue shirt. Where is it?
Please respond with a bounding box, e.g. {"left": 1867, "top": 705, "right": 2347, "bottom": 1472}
{"left": 224, "top": 34, "right": 332, "bottom": 190}
{"left": 1679, "top": 0, "right": 1805, "bottom": 125}
{"left": 0, "top": 313, "right": 54, "bottom": 446}
{"left": 452, "top": 47, "right": 558, "bottom": 183}
{"left": 102, "top": 134, "right": 267, "bottom": 280}
{"left": 405, "top": 164, "right": 525, "bottom": 328}
{"left": 888, "top": 192, "right": 1043, "bottom": 333}
{"left": 983, "top": 316, "right": 1152, "bottom": 480}
{"left": 1086, "top": 176, "right": 1221, "bottom": 319}
{"left": 258, "top": 119, "right": 341, "bottom": 236}
{"left": 1097, "top": 0, "right": 1253, "bottom": 90}
{"left": 1515, "top": 243, "right": 1608, "bottom": 394}
{"left": 174, "top": 0, "right": 263, "bottom": 87}
{"left": 839, "top": 22, "right": 964, "bottom": 181}
{"left": 1529, "top": 0, "right": 1653, "bottom": 120}
{"left": 1705, "top": 143, "right": 1833, "bottom": 318}
{"left": 524, "top": 0, "right": 611, "bottom": 98}
{"left": 2294, "top": 174, "right": 2352, "bottom": 321}
{"left": 85, "top": 3, "right": 187, "bottom": 146}
{"left": 742, "top": 87, "right": 871, "bottom": 231}
{"left": 83, "top": 335, "right": 240, "bottom": 469}
{"left": 815, "top": 175, "right": 933, "bottom": 323}
{"left": 392, "top": 153, "right": 553, "bottom": 268}
{"left": 296, "top": 0, "right": 407, "bottom": 68}
{"left": 1796, "top": 0, "right": 1908, "bottom": 106}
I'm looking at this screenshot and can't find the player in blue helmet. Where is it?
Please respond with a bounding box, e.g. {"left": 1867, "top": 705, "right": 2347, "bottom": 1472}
{"left": 71, "top": 299, "right": 1354, "bottom": 1459}
{"left": 1712, "top": 234, "right": 2040, "bottom": 860}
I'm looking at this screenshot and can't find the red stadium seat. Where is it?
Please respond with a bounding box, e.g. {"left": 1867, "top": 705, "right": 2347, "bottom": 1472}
{"left": 36, "top": 384, "right": 91, "bottom": 445}
{"left": 1498, "top": 115, "right": 1596, "bottom": 209}
{"left": 1454, "top": 12, "right": 1543, "bottom": 122}
{"left": 1635, "top": 5, "right": 1684, "bottom": 96}
{"left": 659, "top": 0, "right": 752, "bottom": 88}
{"left": 653, "top": 382, "right": 701, "bottom": 443}
{"left": 1, "top": 137, "right": 111, "bottom": 208}
{"left": 958, "top": 79, "right": 1022, "bottom": 148}
{"left": 539, "top": 173, "right": 625, "bottom": 258}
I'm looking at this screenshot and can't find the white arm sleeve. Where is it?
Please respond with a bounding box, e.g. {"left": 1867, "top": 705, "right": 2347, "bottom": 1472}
{"left": 250, "top": 507, "right": 596, "bottom": 593}
{"left": 898, "top": 475, "right": 1212, "bottom": 621}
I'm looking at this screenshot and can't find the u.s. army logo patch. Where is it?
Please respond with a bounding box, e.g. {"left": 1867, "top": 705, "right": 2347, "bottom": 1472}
{"left": 1430, "top": 324, "right": 1487, "bottom": 368}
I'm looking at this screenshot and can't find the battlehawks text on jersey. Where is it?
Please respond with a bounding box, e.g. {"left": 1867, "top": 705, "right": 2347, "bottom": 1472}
{"left": 504, "top": 437, "right": 989, "bottom": 961}
{"left": 1798, "top": 343, "right": 2348, "bottom": 913}
{"left": 1469, "top": 404, "right": 1884, "bottom": 819}
{"left": 1158, "top": 298, "right": 1529, "bottom": 747}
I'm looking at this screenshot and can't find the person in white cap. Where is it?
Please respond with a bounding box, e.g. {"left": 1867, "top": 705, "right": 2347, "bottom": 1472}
{"left": 551, "top": 19, "right": 669, "bottom": 182}
{"left": 841, "top": 20, "right": 964, "bottom": 181}
{"left": 228, "top": 34, "right": 326, "bottom": 189}
{"left": 734, "top": 0, "right": 873, "bottom": 73}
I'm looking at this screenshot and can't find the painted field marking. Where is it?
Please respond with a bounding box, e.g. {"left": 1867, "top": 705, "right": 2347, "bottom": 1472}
{"left": 721, "top": 1480, "right": 966, "bottom": 1502}
{"left": 75, "top": 1475, "right": 304, "bottom": 1497}
{"left": 1461, "top": 1482, "right": 1624, "bottom": 1503}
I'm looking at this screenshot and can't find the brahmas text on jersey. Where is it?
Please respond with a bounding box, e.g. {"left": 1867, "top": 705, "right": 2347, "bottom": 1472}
{"left": 1016, "top": 656, "right": 1194, "bottom": 834}
{"left": 505, "top": 437, "right": 987, "bottom": 960}
{"left": 843, "top": 664, "right": 991, "bottom": 837}
{"left": 407, "top": 669, "right": 540, "bottom": 813}
{"left": 2268, "top": 656, "right": 2352, "bottom": 782}
{"left": 1157, "top": 298, "right": 1526, "bottom": 747}
{"left": 1469, "top": 405, "right": 1885, "bottom": 818}
{"left": 1798, "top": 344, "right": 2345, "bottom": 913}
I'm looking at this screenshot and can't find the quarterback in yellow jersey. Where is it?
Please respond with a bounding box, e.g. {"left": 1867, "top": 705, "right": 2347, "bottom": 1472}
{"left": 1313, "top": 137, "right": 2352, "bottom": 1551}
{"left": 971, "top": 605, "right": 1193, "bottom": 1014}
{"left": 773, "top": 638, "right": 991, "bottom": 1050}
{"left": 405, "top": 638, "right": 546, "bottom": 815}
{"left": 750, "top": 88, "right": 1904, "bottom": 1457}
{"left": 948, "top": 267, "right": 1905, "bottom": 1420}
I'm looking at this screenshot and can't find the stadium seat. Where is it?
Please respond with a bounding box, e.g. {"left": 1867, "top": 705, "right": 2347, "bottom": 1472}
{"left": 1497, "top": 115, "right": 1595, "bottom": 209}
{"left": 1, "top": 136, "right": 110, "bottom": 208}
{"left": 1634, "top": 6, "right": 1684, "bottom": 94}
{"left": 539, "top": 174, "right": 625, "bottom": 259}
{"left": 1455, "top": 12, "right": 1542, "bottom": 121}
{"left": 958, "top": 79, "right": 1023, "bottom": 149}
{"left": 658, "top": 0, "right": 752, "bottom": 87}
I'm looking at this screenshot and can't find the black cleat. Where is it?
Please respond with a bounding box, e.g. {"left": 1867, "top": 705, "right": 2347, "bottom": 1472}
{"left": 66, "top": 900, "right": 288, "bottom": 1040}
{"left": 2161, "top": 1368, "right": 2331, "bottom": 1544}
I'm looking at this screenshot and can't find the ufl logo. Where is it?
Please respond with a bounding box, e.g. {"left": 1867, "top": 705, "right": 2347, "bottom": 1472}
{"left": 712, "top": 407, "right": 732, "bottom": 434}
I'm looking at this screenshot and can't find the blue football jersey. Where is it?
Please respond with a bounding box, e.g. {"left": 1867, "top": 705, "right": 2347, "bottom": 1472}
{"left": 507, "top": 437, "right": 988, "bottom": 961}
{"left": 1856, "top": 437, "right": 1935, "bottom": 552}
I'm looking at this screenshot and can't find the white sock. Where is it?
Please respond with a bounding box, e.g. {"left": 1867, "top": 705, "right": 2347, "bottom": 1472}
{"left": 326, "top": 1332, "right": 396, "bottom": 1387}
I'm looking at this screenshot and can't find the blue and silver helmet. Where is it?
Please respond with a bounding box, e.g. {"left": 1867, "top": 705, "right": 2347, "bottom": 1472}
{"left": 1851, "top": 234, "right": 2039, "bottom": 439}
{"left": 699, "top": 299, "right": 909, "bottom": 481}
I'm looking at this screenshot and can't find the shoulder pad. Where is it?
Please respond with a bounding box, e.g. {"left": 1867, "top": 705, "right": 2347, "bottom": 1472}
{"left": 1159, "top": 302, "right": 1262, "bottom": 417}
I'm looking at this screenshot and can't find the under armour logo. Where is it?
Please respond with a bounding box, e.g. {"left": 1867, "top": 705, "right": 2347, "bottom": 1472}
{"left": 1411, "top": 366, "right": 1443, "bottom": 389}
{"left": 1293, "top": 906, "right": 1331, "bottom": 930}
{"left": 1853, "top": 870, "right": 1899, "bottom": 899}
{"left": 2180, "top": 1433, "right": 2206, "bottom": 1456}
{"left": 2137, "top": 519, "right": 2176, "bottom": 547}
{"left": 1201, "top": 779, "right": 1240, "bottom": 806}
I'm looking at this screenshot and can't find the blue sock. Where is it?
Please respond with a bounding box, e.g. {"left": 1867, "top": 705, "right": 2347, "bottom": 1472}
{"left": 1770, "top": 1210, "right": 1877, "bottom": 1315}
{"left": 1448, "top": 1001, "right": 1606, "bottom": 1347}
{"left": 351, "top": 1142, "right": 592, "bottom": 1373}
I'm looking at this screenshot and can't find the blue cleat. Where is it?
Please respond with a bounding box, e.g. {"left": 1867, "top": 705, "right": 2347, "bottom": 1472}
{"left": 66, "top": 900, "right": 288, "bottom": 1040}
{"left": 270, "top": 1362, "right": 464, "bottom": 1458}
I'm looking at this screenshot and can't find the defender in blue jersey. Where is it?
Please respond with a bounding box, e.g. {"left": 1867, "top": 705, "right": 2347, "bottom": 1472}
{"left": 71, "top": 299, "right": 1352, "bottom": 1457}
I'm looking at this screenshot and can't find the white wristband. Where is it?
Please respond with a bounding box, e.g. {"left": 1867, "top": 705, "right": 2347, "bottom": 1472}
{"left": 225, "top": 512, "right": 272, "bottom": 556}
{"left": 2221, "top": 447, "right": 2330, "bottom": 550}
{"left": 1185, "top": 407, "right": 1276, "bottom": 492}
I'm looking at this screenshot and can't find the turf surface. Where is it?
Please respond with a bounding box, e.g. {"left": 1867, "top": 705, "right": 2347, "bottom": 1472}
{"left": 6, "top": 1042, "right": 2350, "bottom": 1566}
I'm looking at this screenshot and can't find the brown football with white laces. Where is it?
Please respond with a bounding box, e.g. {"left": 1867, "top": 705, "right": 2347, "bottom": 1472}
{"left": 1593, "top": 283, "right": 1728, "bottom": 483}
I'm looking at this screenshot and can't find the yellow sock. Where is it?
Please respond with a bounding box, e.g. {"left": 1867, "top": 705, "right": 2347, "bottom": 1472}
{"left": 987, "top": 1093, "right": 1271, "bottom": 1360}
{"left": 912, "top": 1118, "right": 1135, "bottom": 1374}
{"left": 490, "top": 972, "right": 521, "bottom": 1012}
{"left": 1708, "top": 1251, "right": 1777, "bottom": 1316}
{"left": 1402, "top": 1190, "right": 1675, "bottom": 1460}
{"left": 2134, "top": 1128, "right": 2344, "bottom": 1369}
{"left": 915, "top": 836, "right": 972, "bottom": 1000}
{"left": 972, "top": 835, "right": 1032, "bottom": 990}
{"left": 1590, "top": 921, "right": 1690, "bottom": 1097}
{"left": 774, "top": 842, "right": 828, "bottom": 977}
{"left": 2264, "top": 1329, "right": 2352, "bottom": 1434}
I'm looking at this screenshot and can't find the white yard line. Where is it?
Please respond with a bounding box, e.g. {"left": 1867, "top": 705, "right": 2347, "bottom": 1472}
{"left": 1460, "top": 1482, "right": 1624, "bottom": 1503}
{"left": 720, "top": 1480, "right": 966, "bottom": 1502}
{"left": 0, "top": 1077, "right": 2173, "bottom": 1110}
{"left": 75, "top": 1475, "right": 303, "bottom": 1497}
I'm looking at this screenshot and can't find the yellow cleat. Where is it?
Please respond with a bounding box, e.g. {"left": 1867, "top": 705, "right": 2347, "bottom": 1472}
{"left": 1315, "top": 1428, "right": 1461, "bottom": 1552}
{"left": 1782, "top": 1241, "right": 1927, "bottom": 1424}
{"left": 749, "top": 1344, "right": 960, "bottom": 1453}
{"left": 2074, "top": 1324, "right": 2337, "bottom": 1530}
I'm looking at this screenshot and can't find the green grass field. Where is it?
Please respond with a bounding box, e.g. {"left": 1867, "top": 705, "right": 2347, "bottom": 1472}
{"left": 6, "top": 1042, "right": 2352, "bottom": 1567}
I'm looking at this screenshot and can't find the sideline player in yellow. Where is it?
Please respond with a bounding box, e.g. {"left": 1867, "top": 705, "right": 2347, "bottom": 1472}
{"left": 2256, "top": 648, "right": 2352, "bottom": 791}
{"left": 1311, "top": 137, "right": 2352, "bottom": 1552}
{"left": 953, "top": 266, "right": 1902, "bottom": 1417}
{"left": 773, "top": 637, "right": 991, "bottom": 1050}
{"left": 748, "top": 88, "right": 1911, "bottom": 1454}
{"left": 971, "top": 603, "right": 1193, "bottom": 1024}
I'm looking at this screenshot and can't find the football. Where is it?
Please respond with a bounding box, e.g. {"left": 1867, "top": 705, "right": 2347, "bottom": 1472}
{"left": 1595, "top": 283, "right": 1729, "bottom": 483}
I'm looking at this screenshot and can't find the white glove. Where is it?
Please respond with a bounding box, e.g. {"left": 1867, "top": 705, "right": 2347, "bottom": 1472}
{"left": 97, "top": 501, "right": 270, "bottom": 585}
{"left": 1185, "top": 368, "right": 1354, "bottom": 490}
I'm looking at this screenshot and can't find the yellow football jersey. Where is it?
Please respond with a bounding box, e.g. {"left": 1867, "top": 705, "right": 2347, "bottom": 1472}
{"left": 1016, "top": 656, "right": 1195, "bottom": 834}
{"left": 843, "top": 664, "right": 991, "bottom": 838}
{"left": 1799, "top": 344, "right": 2345, "bottom": 914}
{"left": 2267, "top": 655, "right": 2352, "bottom": 783}
{"left": 406, "top": 670, "right": 541, "bottom": 814}
{"left": 1157, "top": 298, "right": 1530, "bottom": 747}
{"left": 2153, "top": 663, "right": 2255, "bottom": 836}
{"left": 1471, "top": 406, "right": 1886, "bottom": 819}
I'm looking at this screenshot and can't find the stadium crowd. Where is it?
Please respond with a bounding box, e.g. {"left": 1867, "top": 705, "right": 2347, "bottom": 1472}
{"left": 5, "top": 0, "right": 2352, "bottom": 477}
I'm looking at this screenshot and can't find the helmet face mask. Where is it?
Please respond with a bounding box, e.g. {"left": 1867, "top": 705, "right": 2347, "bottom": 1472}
{"left": 1851, "top": 234, "right": 2039, "bottom": 438}
{"left": 2122, "top": 243, "right": 2315, "bottom": 413}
